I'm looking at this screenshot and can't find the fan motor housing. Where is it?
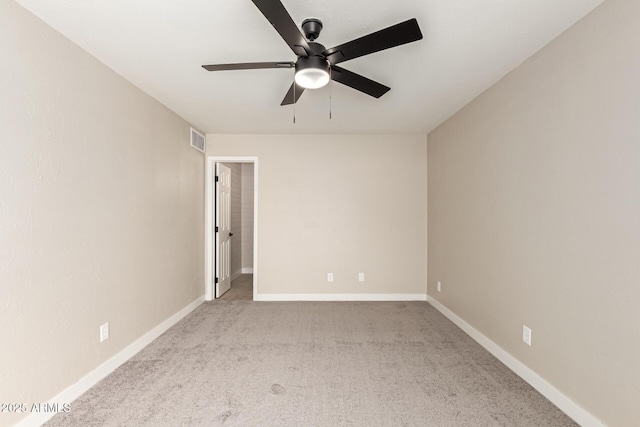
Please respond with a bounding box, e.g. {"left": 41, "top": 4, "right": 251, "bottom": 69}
{"left": 295, "top": 55, "right": 329, "bottom": 74}
{"left": 307, "top": 42, "right": 326, "bottom": 56}
{"left": 302, "top": 18, "right": 323, "bottom": 41}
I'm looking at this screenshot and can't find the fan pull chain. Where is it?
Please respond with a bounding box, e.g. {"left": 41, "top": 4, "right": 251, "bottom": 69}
{"left": 293, "top": 71, "right": 296, "bottom": 124}
{"left": 329, "top": 67, "right": 332, "bottom": 120}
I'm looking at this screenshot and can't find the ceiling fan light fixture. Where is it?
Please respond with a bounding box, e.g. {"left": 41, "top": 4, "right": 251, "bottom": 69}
{"left": 202, "top": 1, "right": 423, "bottom": 106}
{"left": 295, "top": 56, "right": 330, "bottom": 89}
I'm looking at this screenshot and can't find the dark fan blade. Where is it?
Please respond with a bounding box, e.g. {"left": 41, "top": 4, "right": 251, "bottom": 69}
{"left": 322, "top": 18, "right": 422, "bottom": 65}
{"left": 202, "top": 62, "right": 294, "bottom": 71}
{"left": 331, "top": 66, "right": 390, "bottom": 98}
{"left": 280, "top": 82, "right": 305, "bottom": 105}
{"left": 251, "top": 0, "right": 311, "bottom": 57}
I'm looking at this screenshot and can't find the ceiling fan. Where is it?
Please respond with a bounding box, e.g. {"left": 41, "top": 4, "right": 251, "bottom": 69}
{"left": 202, "top": 0, "right": 423, "bottom": 106}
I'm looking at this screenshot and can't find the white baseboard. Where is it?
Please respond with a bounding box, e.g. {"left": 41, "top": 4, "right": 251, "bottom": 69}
{"left": 254, "top": 293, "right": 427, "bottom": 302}
{"left": 241, "top": 267, "right": 253, "bottom": 274}
{"left": 427, "top": 296, "right": 605, "bottom": 427}
{"left": 16, "top": 295, "right": 205, "bottom": 427}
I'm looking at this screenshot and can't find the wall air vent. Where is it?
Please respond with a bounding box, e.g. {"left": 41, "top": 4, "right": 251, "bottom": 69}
{"left": 190, "top": 127, "right": 206, "bottom": 153}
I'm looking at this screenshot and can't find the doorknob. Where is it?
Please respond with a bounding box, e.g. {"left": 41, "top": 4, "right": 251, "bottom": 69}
{"left": 229, "top": 233, "right": 234, "bottom": 237}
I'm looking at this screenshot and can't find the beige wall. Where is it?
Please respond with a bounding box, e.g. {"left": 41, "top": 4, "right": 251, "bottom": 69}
{"left": 241, "top": 163, "right": 255, "bottom": 271}
{"left": 427, "top": 0, "right": 640, "bottom": 425}
{"left": 0, "top": 2, "right": 204, "bottom": 426}
{"left": 208, "top": 135, "right": 427, "bottom": 295}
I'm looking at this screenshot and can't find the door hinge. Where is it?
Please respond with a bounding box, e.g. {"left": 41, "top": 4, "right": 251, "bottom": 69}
{"left": 215, "top": 175, "right": 219, "bottom": 182}
{"left": 215, "top": 277, "right": 219, "bottom": 284}
{"left": 215, "top": 226, "right": 219, "bottom": 232}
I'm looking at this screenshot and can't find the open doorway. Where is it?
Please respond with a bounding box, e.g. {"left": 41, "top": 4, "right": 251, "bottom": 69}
{"left": 206, "top": 157, "right": 258, "bottom": 301}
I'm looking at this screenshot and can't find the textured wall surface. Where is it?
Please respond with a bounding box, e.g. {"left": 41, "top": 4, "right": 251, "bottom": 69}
{"left": 427, "top": 0, "right": 640, "bottom": 425}
{"left": 208, "top": 134, "right": 427, "bottom": 296}
{"left": 0, "top": 1, "right": 204, "bottom": 426}
{"left": 241, "top": 163, "right": 255, "bottom": 271}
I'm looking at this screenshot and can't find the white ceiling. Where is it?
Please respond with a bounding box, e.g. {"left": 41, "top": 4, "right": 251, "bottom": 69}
{"left": 16, "top": 0, "right": 604, "bottom": 134}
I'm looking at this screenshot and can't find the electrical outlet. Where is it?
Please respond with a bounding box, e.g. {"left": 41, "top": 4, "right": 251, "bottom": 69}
{"left": 358, "top": 272, "right": 365, "bottom": 282}
{"left": 437, "top": 281, "right": 442, "bottom": 292}
{"left": 522, "top": 325, "right": 532, "bottom": 346}
{"left": 327, "top": 273, "right": 334, "bottom": 283}
{"left": 100, "top": 322, "right": 110, "bottom": 343}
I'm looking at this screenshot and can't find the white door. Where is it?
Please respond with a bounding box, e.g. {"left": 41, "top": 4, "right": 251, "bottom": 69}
{"left": 215, "top": 163, "right": 232, "bottom": 298}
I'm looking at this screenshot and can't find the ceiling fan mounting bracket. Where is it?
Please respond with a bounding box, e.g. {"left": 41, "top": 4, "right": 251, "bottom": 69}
{"left": 302, "top": 18, "right": 323, "bottom": 41}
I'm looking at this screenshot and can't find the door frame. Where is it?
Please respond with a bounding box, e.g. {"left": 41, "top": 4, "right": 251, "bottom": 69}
{"left": 205, "top": 156, "right": 259, "bottom": 301}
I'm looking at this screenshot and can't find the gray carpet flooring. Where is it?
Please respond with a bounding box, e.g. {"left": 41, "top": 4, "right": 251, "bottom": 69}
{"left": 46, "top": 279, "right": 576, "bottom": 426}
